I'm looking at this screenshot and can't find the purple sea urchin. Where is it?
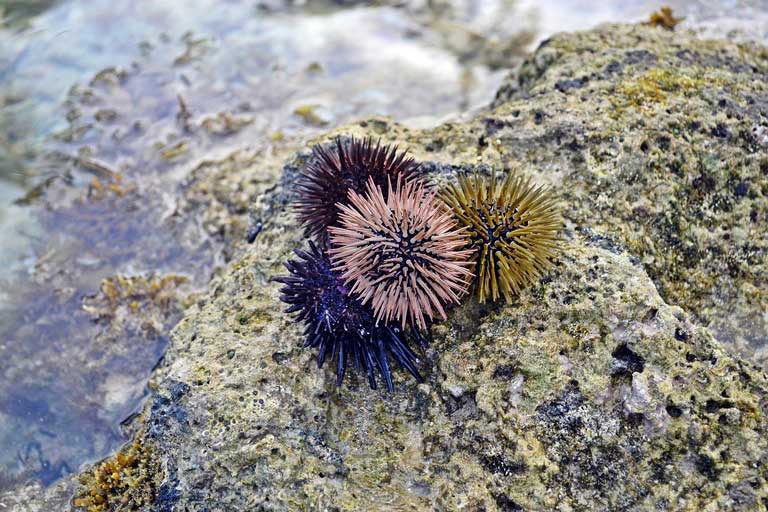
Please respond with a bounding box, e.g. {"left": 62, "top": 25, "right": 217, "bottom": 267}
{"left": 274, "top": 242, "right": 422, "bottom": 391}
{"left": 441, "top": 171, "right": 561, "bottom": 303}
{"left": 329, "top": 177, "right": 474, "bottom": 331}
{"left": 294, "top": 136, "right": 421, "bottom": 243}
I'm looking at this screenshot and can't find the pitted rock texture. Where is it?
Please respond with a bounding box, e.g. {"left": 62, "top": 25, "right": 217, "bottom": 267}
{"left": 97, "top": 232, "right": 768, "bottom": 511}
{"left": 487, "top": 23, "right": 768, "bottom": 367}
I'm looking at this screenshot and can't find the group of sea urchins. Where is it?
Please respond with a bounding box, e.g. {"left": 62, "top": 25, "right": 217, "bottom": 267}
{"left": 274, "top": 136, "right": 561, "bottom": 392}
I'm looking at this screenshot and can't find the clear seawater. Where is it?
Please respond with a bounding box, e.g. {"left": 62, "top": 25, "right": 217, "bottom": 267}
{"left": 1, "top": 0, "right": 766, "bottom": 493}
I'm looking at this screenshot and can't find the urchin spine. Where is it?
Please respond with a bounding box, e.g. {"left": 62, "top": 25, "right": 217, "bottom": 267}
{"left": 293, "top": 136, "right": 421, "bottom": 243}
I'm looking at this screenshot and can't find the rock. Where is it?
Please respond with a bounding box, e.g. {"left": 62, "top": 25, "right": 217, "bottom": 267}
{"left": 68, "top": 236, "right": 767, "bottom": 511}
{"left": 5, "top": 21, "right": 768, "bottom": 512}
{"left": 488, "top": 23, "right": 768, "bottom": 368}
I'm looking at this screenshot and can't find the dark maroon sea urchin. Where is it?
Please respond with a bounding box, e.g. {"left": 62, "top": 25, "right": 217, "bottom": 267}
{"left": 294, "top": 136, "right": 421, "bottom": 243}
{"left": 329, "top": 177, "right": 474, "bottom": 331}
{"left": 273, "top": 241, "right": 423, "bottom": 391}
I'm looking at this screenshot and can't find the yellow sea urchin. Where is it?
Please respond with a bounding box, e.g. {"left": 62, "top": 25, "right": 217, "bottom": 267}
{"left": 441, "top": 170, "right": 560, "bottom": 303}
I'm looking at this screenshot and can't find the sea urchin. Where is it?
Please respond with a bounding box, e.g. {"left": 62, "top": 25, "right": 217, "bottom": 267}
{"left": 441, "top": 170, "right": 560, "bottom": 303}
{"left": 273, "top": 241, "right": 422, "bottom": 391}
{"left": 329, "top": 177, "right": 474, "bottom": 330}
{"left": 294, "top": 136, "right": 421, "bottom": 243}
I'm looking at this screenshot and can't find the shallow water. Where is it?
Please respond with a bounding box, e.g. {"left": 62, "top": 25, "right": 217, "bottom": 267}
{"left": 0, "top": 0, "right": 767, "bottom": 493}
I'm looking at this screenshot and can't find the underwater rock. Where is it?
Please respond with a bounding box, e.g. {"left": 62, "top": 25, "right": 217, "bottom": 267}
{"left": 4, "top": 21, "right": 768, "bottom": 511}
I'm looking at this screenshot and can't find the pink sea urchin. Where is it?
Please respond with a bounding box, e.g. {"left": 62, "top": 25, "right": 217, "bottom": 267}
{"left": 329, "top": 177, "right": 474, "bottom": 330}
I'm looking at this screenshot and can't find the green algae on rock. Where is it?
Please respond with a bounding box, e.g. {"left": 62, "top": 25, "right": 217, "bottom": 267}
{"left": 487, "top": 23, "right": 768, "bottom": 369}
{"left": 86, "top": 233, "right": 768, "bottom": 510}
